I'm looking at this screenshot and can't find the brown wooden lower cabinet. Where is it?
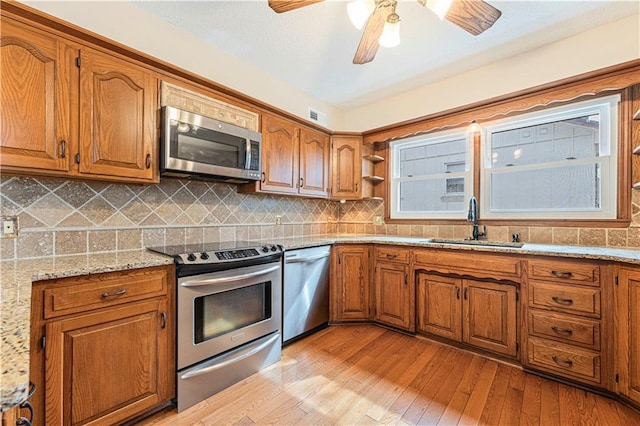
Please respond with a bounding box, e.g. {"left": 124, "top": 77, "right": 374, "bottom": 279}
{"left": 617, "top": 266, "right": 640, "bottom": 405}
{"left": 374, "top": 260, "right": 414, "bottom": 331}
{"left": 416, "top": 273, "right": 518, "bottom": 358}
{"left": 330, "top": 245, "right": 371, "bottom": 321}
{"left": 30, "top": 265, "right": 175, "bottom": 426}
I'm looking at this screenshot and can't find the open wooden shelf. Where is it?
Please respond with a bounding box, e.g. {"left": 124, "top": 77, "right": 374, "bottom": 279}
{"left": 363, "top": 154, "right": 385, "bottom": 163}
{"left": 363, "top": 175, "right": 385, "bottom": 182}
{"left": 634, "top": 107, "right": 640, "bottom": 120}
{"left": 633, "top": 145, "right": 640, "bottom": 155}
{"left": 362, "top": 196, "right": 384, "bottom": 201}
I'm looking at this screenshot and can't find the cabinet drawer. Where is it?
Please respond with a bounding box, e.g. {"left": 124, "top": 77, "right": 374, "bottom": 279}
{"left": 43, "top": 267, "right": 169, "bottom": 319}
{"left": 529, "top": 282, "right": 600, "bottom": 318}
{"left": 375, "top": 246, "right": 409, "bottom": 263}
{"left": 528, "top": 310, "right": 600, "bottom": 350}
{"left": 413, "top": 250, "right": 521, "bottom": 279}
{"left": 528, "top": 259, "right": 599, "bottom": 287}
{"left": 527, "top": 337, "right": 601, "bottom": 385}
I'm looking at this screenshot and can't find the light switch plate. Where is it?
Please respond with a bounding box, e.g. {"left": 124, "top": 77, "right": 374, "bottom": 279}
{"left": 0, "top": 216, "right": 19, "bottom": 239}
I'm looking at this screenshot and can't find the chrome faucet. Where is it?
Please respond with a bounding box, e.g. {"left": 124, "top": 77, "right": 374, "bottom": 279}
{"left": 467, "top": 196, "right": 486, "bottom": 240}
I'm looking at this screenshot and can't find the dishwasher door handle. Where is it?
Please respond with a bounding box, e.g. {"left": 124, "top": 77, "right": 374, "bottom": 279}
{"left": 285, "top": 253, "right": 330, "bottom": 264}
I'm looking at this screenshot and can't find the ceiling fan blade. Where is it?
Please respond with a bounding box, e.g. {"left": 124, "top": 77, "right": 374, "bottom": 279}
{"left": 268, "top": 0, "right": 324, "bottom": 14}
{"left": 445, "top": 0, "right": 501, "bottom": 36}
{"left": 353, "top": 3, "right": 393, "bottom": 65}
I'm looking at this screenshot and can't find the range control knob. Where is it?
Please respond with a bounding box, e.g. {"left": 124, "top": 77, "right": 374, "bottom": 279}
{"left": 200, "top": 252, "right": 210, "bottom": 260}
{"left": 187, "top": 253, "right": 197, "bottom": 262}
{"left": 262, "top": 246, "right": 269, "bottom": 253}
{"left": 271, "top": 245, "right": 277, "bottom": 252}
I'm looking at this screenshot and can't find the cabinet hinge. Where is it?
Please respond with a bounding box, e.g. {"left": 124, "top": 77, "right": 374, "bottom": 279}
{"left": 75, "top": 153, "right": 80, "bottom": 164}
{"left": 76, "top": 56, "right": 81, "bottom": 67}
{"left": 615, "top": 276, "right": 619, "bottom": 286}
{"left": 615, "top": 373, "right": 619, "bottom": 383}
{"left": 41, "top": 336, "right": 46, "bottom": 349}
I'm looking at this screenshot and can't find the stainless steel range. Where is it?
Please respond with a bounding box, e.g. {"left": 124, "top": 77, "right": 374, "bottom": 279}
{"left": 147, "top": 241, "right": 283, "bottom": 412}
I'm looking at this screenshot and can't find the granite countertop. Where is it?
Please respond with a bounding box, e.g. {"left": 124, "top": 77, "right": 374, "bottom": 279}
{"left": 1, "top": 235, "right": 639, "bottom": 411}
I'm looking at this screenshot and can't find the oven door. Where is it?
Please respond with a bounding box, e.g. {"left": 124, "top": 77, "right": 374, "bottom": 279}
{"left": 177, "top": 260, "right": 282, "bottom": 370}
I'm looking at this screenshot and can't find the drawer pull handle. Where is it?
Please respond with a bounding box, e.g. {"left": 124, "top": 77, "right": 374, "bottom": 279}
{"left": 552, "top": 356, "right": 573, "bottom": 367}
{"left": 456, "top": 287, "right": 460, "bottom": 300}
{"left": 551, "top": 326, "right": 573, "bottom": 335}
{"left": 386, "top": 254, "right": 397, "bottom": 259}
{"left": 552, "top": 296, "right": 573, "bottom": 306}
{"left": 102, "top": 289, "right": 127, "bottom": 298}
{"left": 551, "top": 270, "right": 573, "bottom": 279}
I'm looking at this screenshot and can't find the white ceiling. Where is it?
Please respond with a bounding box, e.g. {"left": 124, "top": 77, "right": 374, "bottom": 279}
{"left": 133, "top": 0, "right": 640, "bottom": 110}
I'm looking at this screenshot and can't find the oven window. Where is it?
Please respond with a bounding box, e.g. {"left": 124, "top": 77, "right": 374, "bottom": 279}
{"left": 194, "top": 282, "right": 272, "bottom": 344}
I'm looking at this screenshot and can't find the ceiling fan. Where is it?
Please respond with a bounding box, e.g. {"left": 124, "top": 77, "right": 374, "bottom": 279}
{"left": 268, "top": 0, "right": 502, "bottom": 64}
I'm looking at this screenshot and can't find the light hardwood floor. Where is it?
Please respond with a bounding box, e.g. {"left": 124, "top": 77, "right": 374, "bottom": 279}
{"left": 142, "top": 325, "right": 640, "bottom": 425}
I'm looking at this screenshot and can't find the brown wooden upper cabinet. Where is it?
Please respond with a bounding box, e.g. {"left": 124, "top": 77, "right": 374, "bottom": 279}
{"left": 0, "top": 17, "right": 158, "bottom": 183}
{"left": 244, "top": 113, "right": 329, "bottom": 198}
{"left": 330, "top": 135, "right": 362, "bottom": 200}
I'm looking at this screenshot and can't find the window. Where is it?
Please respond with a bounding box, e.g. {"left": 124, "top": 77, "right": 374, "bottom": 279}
{"left": 390, "top": 130, "right": 473, "bottom": 219}
{"left": 481, "top": 95, "right": 619, "bottom": 219}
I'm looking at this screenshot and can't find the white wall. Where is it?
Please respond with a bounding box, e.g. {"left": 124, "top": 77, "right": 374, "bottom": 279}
{"left": 344, "top": 13, "right": 640, "bottom": 132}
{"left": 22, "top": 0, "right": 346, "bottom": 130}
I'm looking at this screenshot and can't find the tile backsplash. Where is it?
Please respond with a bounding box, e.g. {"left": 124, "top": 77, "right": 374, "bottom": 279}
{"left": 0, "top": 175, "right": 638, "bottom": 260}
{"left": 0, "top": 176, "right": 339, "bottom": 260}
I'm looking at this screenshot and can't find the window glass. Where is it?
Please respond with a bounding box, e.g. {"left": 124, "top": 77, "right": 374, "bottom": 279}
{"left": 481, "top": 95, "right": 618, "bottom": 219}
{"left": 390, "top": 130, "right": 472, "bottom": 219}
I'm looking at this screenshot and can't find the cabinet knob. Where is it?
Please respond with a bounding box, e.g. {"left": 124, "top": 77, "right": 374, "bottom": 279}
{"left": 146, "top": 153, "right": 151, "bottom": 169}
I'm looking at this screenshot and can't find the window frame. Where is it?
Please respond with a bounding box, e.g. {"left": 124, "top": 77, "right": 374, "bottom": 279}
{"left": 389, "top": 128, "right": 474, "bottom": 220}
{"left": 479, "top": 94, "right": 620, "bottom": 220}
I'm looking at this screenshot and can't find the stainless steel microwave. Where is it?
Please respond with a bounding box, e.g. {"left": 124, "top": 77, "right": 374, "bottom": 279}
{"left": 160, "top": 106, "right": 261, "bottom": 183}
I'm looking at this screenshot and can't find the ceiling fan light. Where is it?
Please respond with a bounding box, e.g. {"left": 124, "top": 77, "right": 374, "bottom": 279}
{"left": 378, "top": 13, "right": 400, "bottom": 48}
{"left": 347, "top": 0, "right": 376, "bottom": 30}
{"left": 425, "top": 0, "right": 453, "bottom": 21}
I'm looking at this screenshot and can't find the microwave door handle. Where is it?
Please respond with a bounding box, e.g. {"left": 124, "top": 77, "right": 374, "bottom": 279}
{"left": 180, "top": 264, "right": 280, "bottom": 287}
{"left": 180, "top": 333, "right": 280, "bottom": 380}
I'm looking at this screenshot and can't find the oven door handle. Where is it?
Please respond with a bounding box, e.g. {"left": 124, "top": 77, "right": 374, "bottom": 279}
{"left": 181, "top": 265, "right": 281, "bottom": 287}
{"left": 180, "top": 333, "right": 280, "bottom": 380}
{"left": 285, "top": 253, "right": 330, "bottom": 264}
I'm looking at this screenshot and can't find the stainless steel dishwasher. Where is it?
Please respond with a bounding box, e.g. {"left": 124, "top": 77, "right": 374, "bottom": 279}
{"left": 283, "top": 245, "right": 330, "bottom": 344}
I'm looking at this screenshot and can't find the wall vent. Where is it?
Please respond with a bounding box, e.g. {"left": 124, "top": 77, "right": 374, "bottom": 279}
{"left": 308, "top": 107, "right": 327, "bottom": 126}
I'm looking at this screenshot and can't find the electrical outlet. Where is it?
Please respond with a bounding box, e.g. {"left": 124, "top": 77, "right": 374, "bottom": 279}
{"left": 275, "top": 215, "right": 282, "bottom": 226}
{"left": 0, "top": 216, "right": 19, "bottom": 239}
{"left": 373, "top": 215, "right": 384, "bottom": 226}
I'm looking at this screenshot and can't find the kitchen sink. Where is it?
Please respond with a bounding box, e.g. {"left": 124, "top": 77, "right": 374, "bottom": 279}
{"left": 426, "top": 238, "right": 524, "bottom": 248}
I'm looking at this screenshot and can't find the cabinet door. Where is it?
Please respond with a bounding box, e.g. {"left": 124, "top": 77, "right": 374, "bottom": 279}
{"left": 416, "top": 274, "right": 462, "bottom": 341}
{"left": 463, "top": 280, "right": 518, "bottom": 357}
{"left": 260, "top": 114, "right": 299, "bottom": 194}
{"left": 299, "top": 128, "right": 329, "bottom": 198}
{"left": 375, "top": 261, "right": 414, "bottom": 331}
{"left": 0, "top": 18, "right": 75, "bottom": 173}
{"left": 45, "top": 300, "right": 172, "bottom": 425}
{"left": 78, "top": 49, "right": 156, "bottom": 181}
{"left": 617, "top": 267, "right": 640, "bottom": 405}
{"left": 331, "top": 136, "right": 362, "bottom": 199}
{"left": 331, "top": 245, "right": 370, "bottom": 321}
